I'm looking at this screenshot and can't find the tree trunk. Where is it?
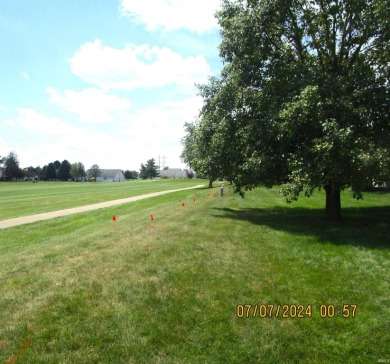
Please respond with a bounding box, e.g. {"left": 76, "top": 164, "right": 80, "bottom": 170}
{"left": 208, "top": 179, "right": 213, "bottom": 189}
{"left": 325, "top": 183, "right": 341, "bottom": 219}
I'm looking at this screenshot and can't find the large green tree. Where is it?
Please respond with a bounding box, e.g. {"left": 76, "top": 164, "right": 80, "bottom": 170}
{"left": 139, "top": 159, "right": 160, "bottom": 180}
{"left": 193, "top": 0, "right": 389, "bottom": 219}
{"left": 4, "top": 152, "right": 23, "bottom": 180}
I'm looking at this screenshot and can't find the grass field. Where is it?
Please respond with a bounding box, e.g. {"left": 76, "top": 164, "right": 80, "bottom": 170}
{"left": 0, "top": 179, "right": 203, "bottom": 220}
{"left": 0, "top": 181, "right": 389, "bottom": 363}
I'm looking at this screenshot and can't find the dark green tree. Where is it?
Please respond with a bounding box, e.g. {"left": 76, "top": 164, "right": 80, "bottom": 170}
{"left": 186, "top": 170, "right": 195, "bottom": 179}
{"left": 139, "top": 165, "right": 146, "bottom": 180}
{"left": 4, "top": 152, "right": 23, "bottom": 180}
{"left": 25, "top": 166, "right": 36, "bottom": 173}
{"left": 46, "top": 163, "right": 57, "bottom": 180}
{"left": 41, "top": 165, "right": 48, "bottom": 180}
{"left": 139, "top": 159, "right": 160, "bottom": 179}
{"left": 124, "top": 170, "right": 131, "bottom": 180}
{"left": 192, "top": 0, "right": 389, "bottom": 219}
{"left": 124, "top": 170, "right": 139, "bottom": 180}
{"left": 57, "top": 160, "right": 71, "bottom": 181}
{"left": 53, "top": 160, "right": 61, "bottom": 171}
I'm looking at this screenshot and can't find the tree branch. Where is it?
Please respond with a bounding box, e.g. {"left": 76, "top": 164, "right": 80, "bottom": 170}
{"left": 339, "top": 9, "right": 353, "bottom": 63}
{"left": 286, "top": 7, "right": 305, "bottom": 63}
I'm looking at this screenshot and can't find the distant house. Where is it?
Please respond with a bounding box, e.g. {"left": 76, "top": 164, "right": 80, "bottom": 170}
{"left": 24, "top": 170, "right": 39, "bottom": 181}
{"left": 96, "top": 169, "right": 125, "bottom": 182}
{"left": 159, "top": 168, "right": 191, "bottom": 179}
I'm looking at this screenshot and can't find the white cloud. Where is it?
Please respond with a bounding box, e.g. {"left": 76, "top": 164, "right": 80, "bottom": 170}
{"left": 46, "top": 87, "right": 132, "bottom": 124}
{"left": 120, "top": 95, "right": 202, "bottom": 168}
{"left": 20, "top": 72, "right": 30, "bottom": 80}
{"left": 70, "top": 40, "right": 211, "bottom": 91}
{"left": 4, "top": 108, "right": 129, "bottom": 168}
{"left": 123, "top": 95, "right": 202, "bottom": 141}
{"left": 3, "top": 101, "right": 197, "bottom": 170}
{"left": 0, "top": 137, "right": 10, "bottom": 154}
{"left": 11, "top": 108, "right": 76, "bottom": 136}
{"left": 3, "top": 109, "right": 82, "bottom": 166}
{"left": 119, "top": 0, "right": 221, "bottom": 33}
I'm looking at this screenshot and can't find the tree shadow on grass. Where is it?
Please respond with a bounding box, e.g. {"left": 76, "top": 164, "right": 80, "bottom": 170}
{"left": 212, "top": 206, "right": 390, "bottom": 249}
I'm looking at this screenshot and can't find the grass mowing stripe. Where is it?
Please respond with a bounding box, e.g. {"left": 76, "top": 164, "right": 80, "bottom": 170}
{"left": 0, "top": 186, "right": 389, "bottom": 362}
{"left": 0, "top": 184, "right": 205, "bottom": 229}
{"left": 0, "top": 179, "right": 205, "bottom": 220}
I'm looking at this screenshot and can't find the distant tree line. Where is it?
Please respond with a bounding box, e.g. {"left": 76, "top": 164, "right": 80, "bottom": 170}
{"left": 1, "top": 152, "right": 192, "bottom": 182}
{"left": 0, "top": 151, "right": 139, "bottom": 182}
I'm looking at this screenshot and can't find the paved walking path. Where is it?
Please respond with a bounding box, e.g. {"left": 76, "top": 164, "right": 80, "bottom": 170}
{"left": 0, "top": 184, "right": 205, "bottom": 229}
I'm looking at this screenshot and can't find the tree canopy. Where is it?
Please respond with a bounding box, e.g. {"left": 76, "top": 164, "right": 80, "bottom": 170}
{"left": 0, "top": 150, "right": 141, "bottom": 183}
{"left": 183, "top": 0, "right": 389, "bottom": 218}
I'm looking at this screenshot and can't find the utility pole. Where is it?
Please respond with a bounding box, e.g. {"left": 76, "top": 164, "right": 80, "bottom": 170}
{"left": 157, "top": 155, "right": 167, "bottom": 171}
{"left": 162, "top": 155, "right": 166, "bottom": 170}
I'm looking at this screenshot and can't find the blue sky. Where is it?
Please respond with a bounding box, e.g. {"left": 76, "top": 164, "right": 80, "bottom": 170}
{"left": 0, "top": 0, "right": 223, "bottom": 171}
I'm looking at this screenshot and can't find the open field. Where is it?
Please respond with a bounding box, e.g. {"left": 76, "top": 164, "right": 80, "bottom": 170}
{"left": 0, "top": 180, "right": 204, "bottom": 220}
{"left": 0, "top": 183, "right": 389, "bottom": 363}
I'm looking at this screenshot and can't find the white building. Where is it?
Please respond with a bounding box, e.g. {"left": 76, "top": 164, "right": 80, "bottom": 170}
{"left": 159, "top": 168, "right": 192, "bottom": 179}
{"left": 96, "top": 169, "right": 125, "bottom": 182}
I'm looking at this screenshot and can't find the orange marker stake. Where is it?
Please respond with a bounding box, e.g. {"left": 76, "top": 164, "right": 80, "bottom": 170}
{"left": 150, "top": 214, "right": 154, "bottom": 221}
{"left": 182, "top": 202, "right": 185, "bottom": 207}
{"left": 112, "top": 215, "right": 117, "bottom": 221}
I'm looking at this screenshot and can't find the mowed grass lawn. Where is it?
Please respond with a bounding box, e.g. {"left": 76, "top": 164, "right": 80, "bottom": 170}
{"left": 0, "top": 179, "right": 203, "bottom": 220}
{"left": 0, "top": 181, "right": 389, "bottom": 363}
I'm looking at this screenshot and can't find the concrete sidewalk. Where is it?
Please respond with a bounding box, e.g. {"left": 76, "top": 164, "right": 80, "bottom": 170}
{"left": 0, "top": 184, "right": 205, "bottom": 229}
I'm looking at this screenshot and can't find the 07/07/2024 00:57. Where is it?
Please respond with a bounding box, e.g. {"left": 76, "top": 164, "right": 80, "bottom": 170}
{"left": 235, "top": 304, "right": 358, "bottom": 318}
